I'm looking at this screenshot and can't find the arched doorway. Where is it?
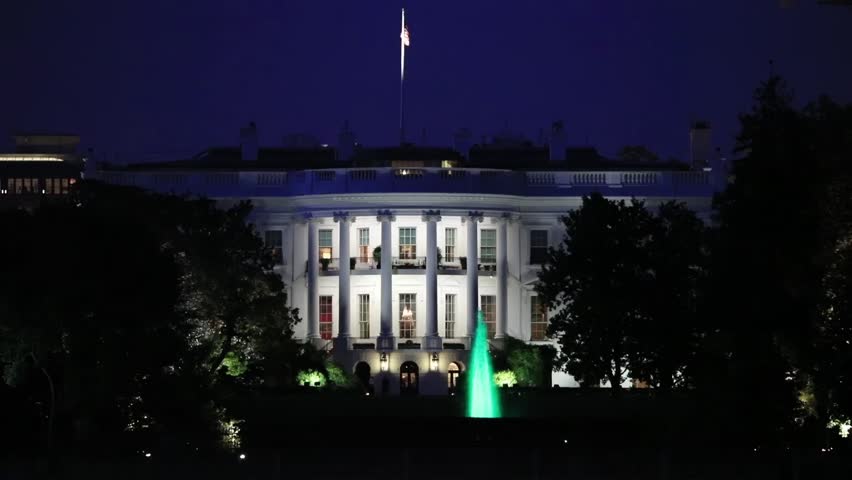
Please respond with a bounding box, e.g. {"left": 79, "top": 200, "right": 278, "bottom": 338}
{"left": 400, "top": 361, "right": 419, "bottom": 395}
{"left": 447, "top": 362, "right": 461, "bottom": 393}
{"left": 354, "top": 361, "right": 371, "bottom": 392}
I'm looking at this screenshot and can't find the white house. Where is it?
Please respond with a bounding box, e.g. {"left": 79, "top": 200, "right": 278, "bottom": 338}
{"left": 95, "top": 122, "right": 724, "bottom": 395}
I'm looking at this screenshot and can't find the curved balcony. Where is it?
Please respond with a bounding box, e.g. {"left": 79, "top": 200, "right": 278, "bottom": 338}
{"left": 311, "top": 256, "right": 498, "bottom": 276}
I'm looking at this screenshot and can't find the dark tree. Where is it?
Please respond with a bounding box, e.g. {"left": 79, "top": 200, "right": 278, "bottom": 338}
{"left": 536, "top": 193, "right": 653, "bottom": 392}
{"left": 708, "top": 76, "right": 852, "bottom": 442}
{"left": 631, "top": 201, "right": 708, "bottom": 392}
{"left": 0, "top": 181, "right": 302, "bottom": 452}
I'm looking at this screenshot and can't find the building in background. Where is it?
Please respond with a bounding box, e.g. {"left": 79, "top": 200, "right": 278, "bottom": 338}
{"left": 95, "top": 121, "right": 728, "bottom": 395}
{"left": 0, "top": 133, "right": 85, "bottom": 209}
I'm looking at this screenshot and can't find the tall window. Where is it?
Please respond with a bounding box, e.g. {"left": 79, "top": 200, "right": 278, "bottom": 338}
{"left": 319, "top": 229, "right": 333, "bottom": 260}
{"left": 399, "top": 227, "right": 416, "bottom": 259}
{"left": 264, "top": 230, "right": 284, "bottom": 266}
{"left": 358, "top": 228, "right": 370, "bottom": 263}
{"left": 480, "top": 229, "right": 496, "bottom": 264}
{"left": 444, "top": 294, "right": 456, "bottom": 338}
{"left": 530, "top": 296, "right": 547, "bottom": 341}
{"left": 399, "top": 293, "right": 417, "bottom": 338}
{"left": 530, "top": 230, "right": 549, "bottom": 265}
{"left": 358, "top": 294, "right": 370, "bottom": 338}
{"left": 319, "top": 295, "right": 333, "bottom": 340}
{"left": 444, "top": 228, "right": 456, "bottom": 262}
{"left": 481, "top": 295, "right": 496, "bottom": 339}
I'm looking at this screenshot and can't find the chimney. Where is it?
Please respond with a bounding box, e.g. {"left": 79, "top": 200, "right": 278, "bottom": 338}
{"left": 689, "top": 121, "right": 712, "bottom": 170}
{"left": 549, "top": 121, "right": 566, "bottom": 163}
{"left": 337, "top": 120, "right": 356, "bottom": 163}
{"left": 452, "top": 128, "right": 473, "bottom": 160}
{"left": 240, "top": 122, "right": 258, "bottom": 161}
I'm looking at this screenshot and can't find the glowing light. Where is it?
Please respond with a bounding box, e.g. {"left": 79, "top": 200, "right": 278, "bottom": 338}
{"left": 466, "top": 310, "right": 501, "bottom": 418}
{"left": 380, "top": 352, "right": 389, "bottom": 372}
{"left": 828, "top": 418, "right": 851, "bottom": 438}
{"left": 430, "top": 353, "right": 439, "bottom": 372}
{"left": 0, "top": 155, "right": 64, "bottom": 162}
{"left": 494, "top": 370, "right": 517, "bottom": 388}
{"left": 239, "top": 453, "right": 246, "bottom": 460}
{"left": 144, "top": 452, "right": 151, "bottom": 458}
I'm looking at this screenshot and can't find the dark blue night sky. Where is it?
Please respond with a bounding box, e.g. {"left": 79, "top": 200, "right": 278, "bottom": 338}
{"left": 2, "top": 0, "right": 851, "bottom": 162}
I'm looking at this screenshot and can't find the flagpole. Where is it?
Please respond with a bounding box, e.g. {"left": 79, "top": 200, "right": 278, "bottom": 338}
{"left": 399, "top": 8, "right": 405, "bottom": 146}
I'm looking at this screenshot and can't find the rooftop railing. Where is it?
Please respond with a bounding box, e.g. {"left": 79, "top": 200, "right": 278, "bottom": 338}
{"left": 97, "top": 166, "right": 723, "bottom": 198}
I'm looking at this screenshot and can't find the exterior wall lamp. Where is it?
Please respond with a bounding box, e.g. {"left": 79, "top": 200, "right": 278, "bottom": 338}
{"left": 430, "top": 353, "right": 439, "bottom": 372}
{"left": 380, "top": 352, "right": 389, "bottom": 372}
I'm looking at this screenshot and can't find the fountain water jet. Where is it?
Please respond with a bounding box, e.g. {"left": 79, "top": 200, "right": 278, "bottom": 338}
{"left": 466, "top": 310, "right": 501, "bottom": 418}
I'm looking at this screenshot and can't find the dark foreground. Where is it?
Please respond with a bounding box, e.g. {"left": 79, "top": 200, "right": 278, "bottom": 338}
{"left": 3, "top": 392, "right": 850, "bottom": 478}
{"left": 2, "top": 446, "right": 849, "bottom": 480}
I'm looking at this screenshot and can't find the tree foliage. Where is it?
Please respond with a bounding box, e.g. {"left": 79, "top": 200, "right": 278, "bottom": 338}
{"left": 536, "top": 193, "right": 653, "bottom": 391}
{"left": 0, "top": 181, "right": 302, "bottom": 451}
{"left": 708, "top": 76, "right": 852, "bottom": 441}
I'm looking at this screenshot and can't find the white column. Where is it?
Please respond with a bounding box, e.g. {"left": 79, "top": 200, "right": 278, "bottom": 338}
{"left": 377, "top": 210, "right": 396, "bottom": 350}
{"left": 422, "top": 210, "right": 442, "bottom": 350}
{"left": 304, "top": 213, "right": 319, "bottom": 339}
{"left": 334, "top": 211, "right": 354, "bottom": 340}
{"left": 494, "top": 213, "right": 512, "bottom": 339}
{"left": 463, "top": 211, "right": 484, "bottom": 340}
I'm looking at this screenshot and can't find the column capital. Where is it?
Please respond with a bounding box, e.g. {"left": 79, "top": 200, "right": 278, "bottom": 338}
{"left": 299, "top": 212, "right": 319, "bottom": 224}
{"left": 461, "top": 211, "right": 484, "bottom": 224}
{"left": 333, "top": 211, "right": 355, "bottom": 223}
{"left": 376, "top": 209, "right": 396, "bottom": 222}
{"left": 421, "top": 210, "right": 442, "bottom": 223}
{"left": 491, "top": 212, "right": 520, "bottom": 224}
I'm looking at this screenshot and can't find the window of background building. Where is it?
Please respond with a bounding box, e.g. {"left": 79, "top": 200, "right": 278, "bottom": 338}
{"left": 445, "top": 228, "right": 456, "bottom": 262}
{"left": 399, "top": 227, "right": 416, "bottom": 259}
{"left": 358, "top": 228, "right": 370, "bottom": 263}
{"left": 481, "top": 295, "right": 496, "bottom": 339}
{"left": 445, "top": 294, "right": 456, "bottom": 338}
{"left": 319, "top": 295, "right": 333, "bottom": 340}
{"left": 530, "top": 230, "right": 549, "bottom": 265}
{"left": 399, "top": 293, "right": 417, "bottom": 338}
{"left": 358, "top": 294, "right": 370, "bottom": 338}
{"left": 264, "top": 230, "right": 284, "bottom": 266}
{"left": 480, "top": 229, "right": 496, "bottom": 264}
{"left": 530, "top": 295, "right": 547, "bottom": 341}
{"left": 319, "top": 229, "right": 333, "bottom": 260}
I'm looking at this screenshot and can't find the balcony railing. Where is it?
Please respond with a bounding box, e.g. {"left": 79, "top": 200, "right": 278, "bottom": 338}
{"left": 309, "top": 256, "right": 497, "bottom": 274}
{"left": 392, "top": 256, "right": 425, "bottom": 269}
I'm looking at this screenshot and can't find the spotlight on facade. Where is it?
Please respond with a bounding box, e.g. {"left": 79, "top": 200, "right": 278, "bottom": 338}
{"left": 380, "top": 353, "right": 389, "bottom": 372}
{"left": 430, "top": 353, "right": 439, "bottom": 372}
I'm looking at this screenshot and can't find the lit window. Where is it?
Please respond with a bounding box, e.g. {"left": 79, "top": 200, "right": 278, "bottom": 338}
{"left": 444, "top": 228, "right": 456, "bottom": 262}
{"left": 358, "top": 228, "right": 370, "bottom": 263}
{"left": 480, "top": 295, "right": 496, "bottom": 339}
{"left": 444, "top": 294, "right": 456, "bottom": 338}
{"left": 530, "top": 296, "right": 547, "bottom": 341}
{"left": 447, "top": 362, "right": 460, "bottom": 391}
{"left": 480, "top": 229, "right": 496, "bottom": 264}
{"left": 399, "top": 227, "right": 416, "bottom": 259}
{"left": 264, "top": 230, "right": 283, "bottom": 266}
{"left": 399, "top": 293, "right": 416, "bottom": 338}
{"left": 530, "top": 230, "right": 548, "bottom": 264}
{"left": 319, "top": 295, "right": 333, "bottom": 340}
{"left": 359, "top": 294, "right": 370, "bottom": 338}
{"left": 319, "top": 229, "right": 333, "bottom": 260}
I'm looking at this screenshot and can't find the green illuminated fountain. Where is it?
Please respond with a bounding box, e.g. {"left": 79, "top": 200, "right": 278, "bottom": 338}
{"left": 466, "top": 310, "right": 501, "bottom": 418}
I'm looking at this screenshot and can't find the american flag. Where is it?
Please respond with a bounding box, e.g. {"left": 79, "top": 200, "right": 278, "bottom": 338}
{"left": 401, "top": 24, "right": 410, "bottom": 47}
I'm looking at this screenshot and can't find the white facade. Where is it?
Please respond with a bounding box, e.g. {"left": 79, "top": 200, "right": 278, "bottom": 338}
{"left": 98, "top": 165, "right": 722, "bottom": 394}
